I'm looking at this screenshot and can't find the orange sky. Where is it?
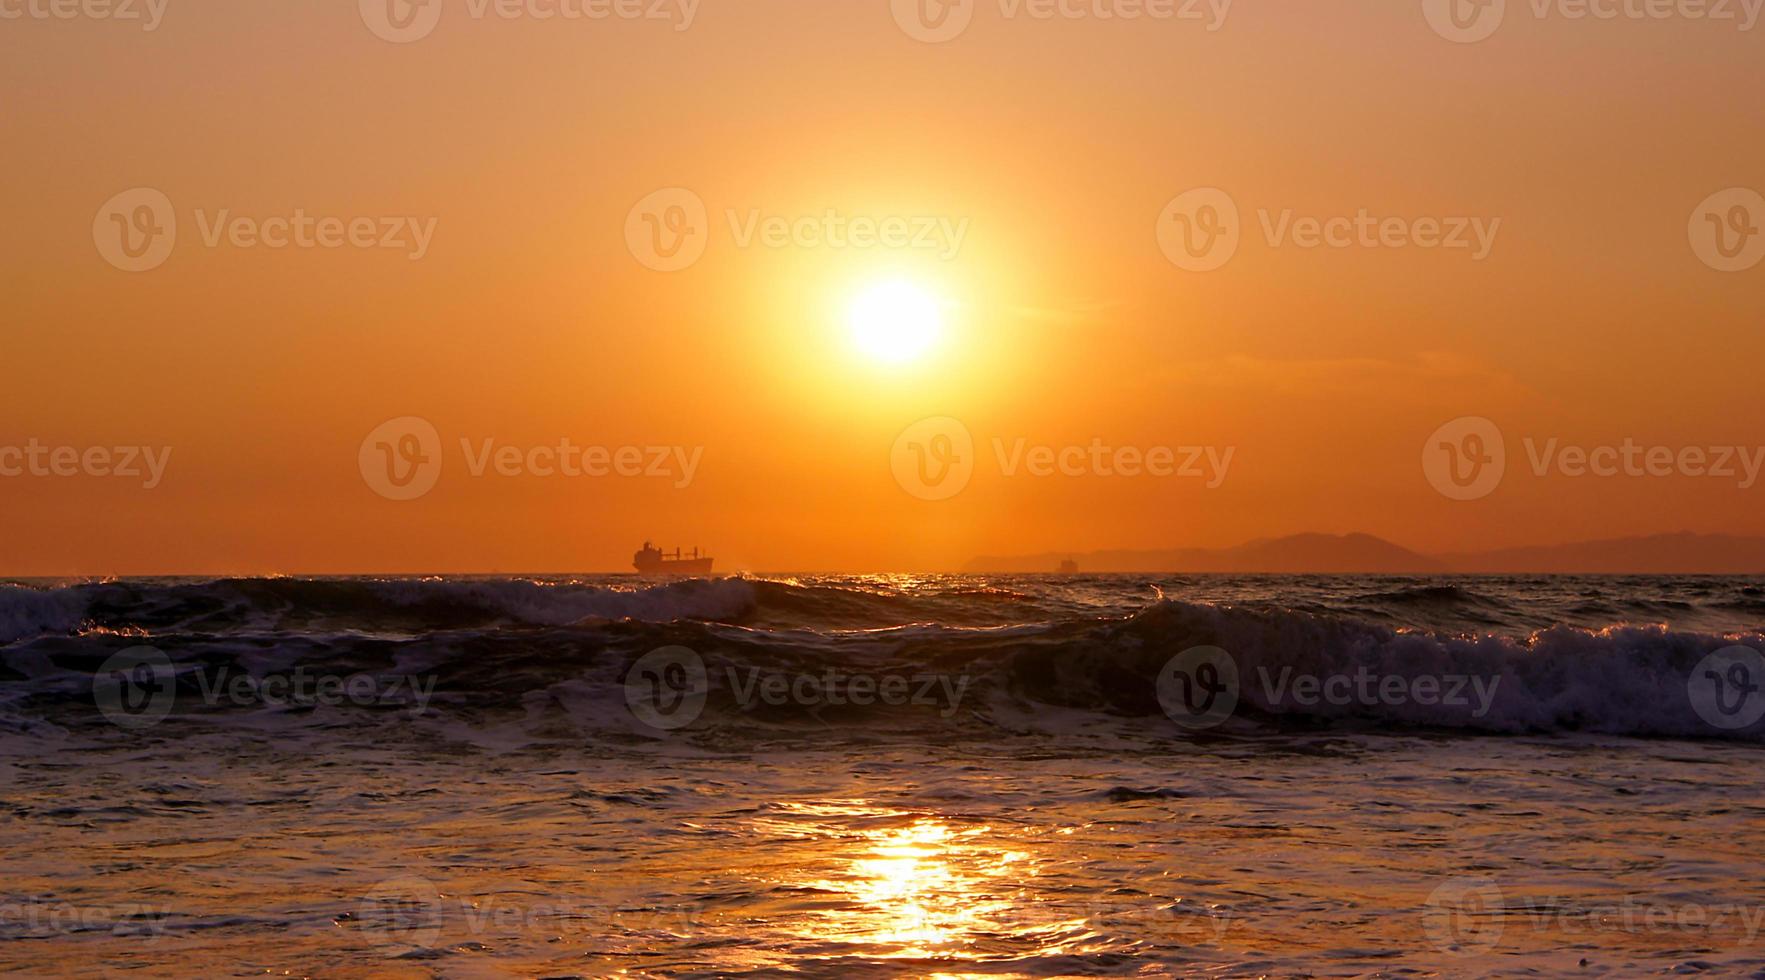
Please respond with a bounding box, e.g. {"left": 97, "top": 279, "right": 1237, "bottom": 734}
{"left": 2, "top": 1, "right": 1762, "bottom": 574}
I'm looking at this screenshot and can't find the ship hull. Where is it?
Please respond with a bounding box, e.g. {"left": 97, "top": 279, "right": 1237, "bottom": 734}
{"left": 633, "top": 558, "right": 715, "bottom": 576}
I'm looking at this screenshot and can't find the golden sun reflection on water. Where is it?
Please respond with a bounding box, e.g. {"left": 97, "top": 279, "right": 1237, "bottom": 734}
{"left": 788, "top": 802, "right": 1041, "bottom": 965}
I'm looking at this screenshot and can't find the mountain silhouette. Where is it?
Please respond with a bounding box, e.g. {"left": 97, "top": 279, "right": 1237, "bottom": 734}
{"left": 966, "top": 531, "right": 1765, "bottom": 574}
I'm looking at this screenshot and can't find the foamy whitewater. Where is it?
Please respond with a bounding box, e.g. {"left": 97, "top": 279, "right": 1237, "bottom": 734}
{"left": 2, "top": 574, "right": 1763, "bottom": 976}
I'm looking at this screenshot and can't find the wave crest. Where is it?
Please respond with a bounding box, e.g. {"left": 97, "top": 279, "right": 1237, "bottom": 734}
{"left": 5, "top": 580, "right": 1761, "bottom": 741}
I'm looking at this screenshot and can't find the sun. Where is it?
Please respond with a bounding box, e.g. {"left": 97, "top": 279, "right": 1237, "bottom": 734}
{"left": 848, "top": 280, "right": 944, "bottom": 365}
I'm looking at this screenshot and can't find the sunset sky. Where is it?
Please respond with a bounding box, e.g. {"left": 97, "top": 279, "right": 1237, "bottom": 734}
{"left": 3, "top": 1, "right": 1762, "bottom": 574}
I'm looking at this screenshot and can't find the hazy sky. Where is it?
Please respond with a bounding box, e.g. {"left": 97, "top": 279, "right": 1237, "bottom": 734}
{"left": 3, "top": 0, "right": 1762, "bottom": 573}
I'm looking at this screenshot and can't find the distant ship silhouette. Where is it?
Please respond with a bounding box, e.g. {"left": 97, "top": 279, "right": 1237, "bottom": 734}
{"left": 1058, "top": 558, "right": 1079, "bottom": 574}
{"left": 633, "top": 541, "right": 714, "bottom": 575}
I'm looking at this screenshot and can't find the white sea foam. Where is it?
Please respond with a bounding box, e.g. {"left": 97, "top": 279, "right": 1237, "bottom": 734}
{"left": 0, "top": 586, "right": 90, "bottom": 645}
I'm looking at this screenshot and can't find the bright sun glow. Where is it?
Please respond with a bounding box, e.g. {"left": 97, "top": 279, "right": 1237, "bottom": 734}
{"left": 848, "top": 281, "right": 944, "bottom": 365}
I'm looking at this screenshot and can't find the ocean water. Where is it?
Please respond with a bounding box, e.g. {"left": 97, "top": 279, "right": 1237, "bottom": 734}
{"left": 2, "top": 574, "right": 1764, "bottom": 977}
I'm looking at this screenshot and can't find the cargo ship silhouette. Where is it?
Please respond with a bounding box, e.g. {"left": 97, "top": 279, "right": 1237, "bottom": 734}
{"left": 633, "top": 541, "right": 714, "bottom": 575}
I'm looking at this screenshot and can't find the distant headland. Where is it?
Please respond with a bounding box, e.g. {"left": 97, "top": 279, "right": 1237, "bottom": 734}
{"left": 966, "top": 532, "right": 1765, "bottom": 574}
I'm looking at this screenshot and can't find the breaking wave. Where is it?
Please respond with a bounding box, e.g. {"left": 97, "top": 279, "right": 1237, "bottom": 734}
{"left": 2, "top": 575, "right": 1760, "bottom": 741}
{"left": 0, "top": 576, "right": 762, "bottom": 643}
